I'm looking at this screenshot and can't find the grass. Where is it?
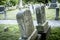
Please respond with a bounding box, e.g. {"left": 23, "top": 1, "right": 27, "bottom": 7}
{"left": 45, "top": 8, "right": 56, "bottom": 20}
{"left": 48, "top": 27, "right": 60, "bottom": 40}
{"left": 0, "top": 25, "right": 60, "bottom": 40}
{"left": 45, "top": 8, "right": 60, "bottom": 20}
{"left": 0, "top": 24, "right": 20, "bottom": 40}
{"left": 0, "top": 9, "right": 19, "bottom": 20}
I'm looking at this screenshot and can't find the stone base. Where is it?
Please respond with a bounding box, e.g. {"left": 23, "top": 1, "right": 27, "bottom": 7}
{"left": 39, "top": 27, "right": 51, "bottom": 40}
{"left": 27, "top": 29, "right": 41, "bottom": 40}
{"left": 19, "top": 29, "right": 38, "bottom": 40}
{"left": 36, "top": 21, "right": 48, "bottom": 33}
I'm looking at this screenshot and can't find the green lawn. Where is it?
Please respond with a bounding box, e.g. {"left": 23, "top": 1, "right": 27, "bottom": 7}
{"left": 45, "top": 8, "right": 56, "bottom": 20}
{"left": 45, "top": 8, "right": 60, "bottom": 20}
{"left": 0, "top": 24, "right": 60, "bottom": 40}
{"left": 0, "top": 24, "right": 20, "bottom": 40}
{"left": 0, "top": 9, "right": 19, "bottom": 20}
{"left": 48, "top": 27, "right": 60, "bottom": 40}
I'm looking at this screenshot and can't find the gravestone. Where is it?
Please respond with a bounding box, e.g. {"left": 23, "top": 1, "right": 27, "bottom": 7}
{"left": 0, "top": 6, "right": 6, "bottom": 19}
{"left": 35, "top": 5, "right": 46, "bottom": 24}
{"left": 51, "top": 0, "right": 57, "bottom": 3}
{"left": 49, "top": 0, "right": 57, "bottom": 9}
{"left": 35, "top": 5, "right": 48, "bottom": 32}
{"left": 55, "top": 7, "right": 59, "bottom": 20}
{"left": 50, "top": 3, "right": 57, "bottom": 9}
{"left": 35, "top": 5, "right": 51, "bottom": 40}
{"left": 16, "top": 9, "right": 40, "bottom": 40}
{"left": 35, "top": 6, "right": 42, "bottom": 24}
{"left": 40, "top": 5, "right": 46, "bottom": 23}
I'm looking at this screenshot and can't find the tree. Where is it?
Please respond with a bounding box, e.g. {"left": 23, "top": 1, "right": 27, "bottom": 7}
{"left": 58, "top": 0, "right": 60, "bottom": 3}
{"left": 0, "top": 0, "right": 6, "bottom": 5}
{"left": 0, "top": 0, "right": 19, "bottom": 6}
{"left": 23, "top": 0, "right": 49, "bottom": 4}
{"left": 23, "top": 0, "right": 34, "bottom": 3}
{"left": 10, "top": 0, "right": 18, "bottom": 6}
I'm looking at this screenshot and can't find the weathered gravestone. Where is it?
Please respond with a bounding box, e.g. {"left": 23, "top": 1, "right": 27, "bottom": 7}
{"left": 35, "top": 5, "right": 48, "bottom": 32}
{"left": 35, "top": 5, "right": 51, "bottom": 40}
{"left": 16, "top": 9, "right": 41, "bottom": 40}
{"left": 51, "top": 0, "right": 57, "bottom": 3}
{"left": 49, "top": 0, "right": 57, "bottom": 9}
{"left": 55, "top": 7, "right": 59, "bottom": 20}
{"left": 35, "top": 5, "right": 46, "bottom": 24}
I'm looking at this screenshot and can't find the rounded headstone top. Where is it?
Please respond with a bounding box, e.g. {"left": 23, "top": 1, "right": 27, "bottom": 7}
{"left": 16, "top": 8, "right": 30, "bottom": 18}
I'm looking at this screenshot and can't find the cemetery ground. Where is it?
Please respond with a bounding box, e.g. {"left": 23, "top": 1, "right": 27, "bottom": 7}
{"left": 0, "top": 7, "right": 60, "bottom": 40}
{"left": 48, "top": 27, "right": 60, "bottom": 40}
{"left": 46, "top": 8, "right": 60, "bottom": 20}
{"left": 0, "top": 24, "right": 60, "bottom": 40}
{"left": 0, "top": 24, "right": 20, "bottom": 40}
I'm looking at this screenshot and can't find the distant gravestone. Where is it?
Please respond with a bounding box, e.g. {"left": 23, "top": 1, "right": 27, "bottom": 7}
{"left": 0, "top": 6, "right": 6, "bottom": 19}
{"left": 16, "top": 9, "right": 38, "bottom": 40}
{"left": 55, "top": 7, "right": 59, "bottom": 20}
{"left": 51, "top": 0, "right": 57, "bottom": 3}
{"left": 49, "top": 0, "right": 57, "bottom": 9}
{"left": 50, "top": 3, "right": 57, "bottom": 9}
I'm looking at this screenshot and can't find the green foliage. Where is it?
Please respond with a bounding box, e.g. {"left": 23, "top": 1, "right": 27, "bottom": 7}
{"left": 0, "top": 25, "right": 60, "bottom": 40}
{"left": 23, "top": 0, "right": 33, "bottom": 4}
{"left": 0, "top": 0, "right": 18, "bottom": 6}
{"left": 23, "top": 0, "right": 49, "bottom": 4}
{"left": 48, "top": 27, "right": 60, "bottom": 40}
{"left": 48, "top": 0, "right": 60, "bottom": 2}
{"left": 58, "top": 0, "right": 60, "bottom": 3}
{"left": 1, "top": 0, "right": 60, "bottom": 5}
{"left": 10, "top": 0, "right": 18, "bottom": 6}
{"left": 36, "top": 0, "right": 48, "bottom": 4}
{"left": 0, "top": 0, "right": 6, "bottom": 5}
{"left": 23, "top": 0, "right": 60, "bottom": 4}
